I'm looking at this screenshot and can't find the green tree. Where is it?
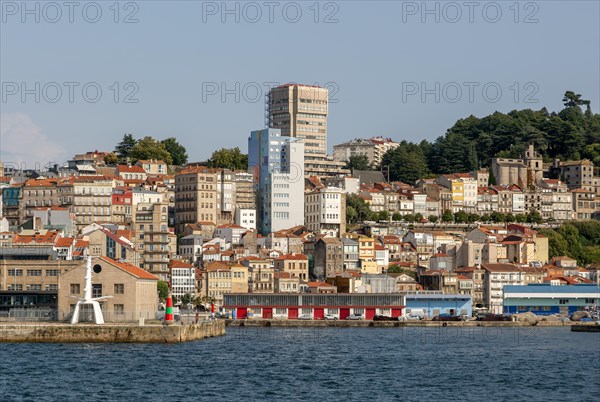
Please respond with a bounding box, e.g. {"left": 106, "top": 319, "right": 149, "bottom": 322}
{"left": 157, "top": 281, "right": 169, "bottom": 302}
{"left": 404, "top": 214, "right": 415, "bottom": 223}
{"left": 441, "top": 210, "right": 453, "bottom": 223}
{"left": 181, "top": 293, "right": 193, "bottom": 308}
{"left": 346, "top": 194, "right": 374, "bottom": 223}
{"left": 467, "top": 213, "right": 480, "bottom": 223}
{"left": 505, "top": 213, "right": 515, "bottom": 223}
{"left": 490, "top": 211, "right": 505, "bottom": 223}
{"left": 526, "top": 209, "right": 543, "bottom": 224}
{"left": 161, "top": 137, "right": 188, "bottom": 165}
{"left": 377, "top": 210, "right": 390, "bottom": 221}
{"left": 454, "top": 211, "right": 468, "bottom": 223}
{"left": 207, "top": 147, "right": 248, "bottom": 170}
{"left": 515, "top": 214, "right": 527, "bottom": 223}
{"left": 562, "top": 91, "right": 588, "bottom": 108}
{"left": 345, "top": 154, "right": 371, "bottom": 171}
{"left": 381, "top": 141, "right": 430, "bottom": 184}
{"left": 414, "top": 213, "right": 424, "bottom": 222}
{"left": 130, "top": 136, "right": 173, "bottom": 165}
{"left": 103, "top": 152, "right": 119, "bottom": 165}
{"left": 392, "top": 212, "right": 402, "bottom": 221}
{"left": 428, "top": 215, "right": 439, "bottom": 223}
{"left": 115, "top": 133, "right": 137, "bottom": 160}
{"left": 481, "top": 214, "right": 491, "bottom": 222}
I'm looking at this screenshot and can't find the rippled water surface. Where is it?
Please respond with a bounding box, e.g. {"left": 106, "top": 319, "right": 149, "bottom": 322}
{"left": 1, "top": 326, "right": 599, "bottom": 401}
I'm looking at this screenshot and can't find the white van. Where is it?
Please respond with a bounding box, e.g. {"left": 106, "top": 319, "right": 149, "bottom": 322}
{"left": 404, "top": 308, "right": 425, "bottom": 320}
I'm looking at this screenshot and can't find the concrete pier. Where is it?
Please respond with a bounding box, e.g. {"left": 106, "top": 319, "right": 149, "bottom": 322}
{"left": 0, "top": 321, "right": 225, "bottom": 343}
{"left": 225, "top": 319, "right": 577, "bottom": 328}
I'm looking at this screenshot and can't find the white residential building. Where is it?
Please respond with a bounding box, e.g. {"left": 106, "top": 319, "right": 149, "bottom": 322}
{"left": 235, "top": 208, "right": 256, "bottom": 231}
{"left": 305, "top": 186, "right": 346, "bottom": 237}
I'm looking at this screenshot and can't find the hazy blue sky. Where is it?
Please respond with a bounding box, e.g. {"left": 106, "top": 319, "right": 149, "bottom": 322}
{"left": 1, "top": 0, "right": 599, "bottom": 167}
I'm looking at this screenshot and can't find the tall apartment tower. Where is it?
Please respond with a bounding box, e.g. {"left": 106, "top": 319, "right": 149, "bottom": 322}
{"left": 267, "top": 84, "right": 328, "bottom": 158}
{"left": 248, "top": 128, "right": 305, "bottom": 235}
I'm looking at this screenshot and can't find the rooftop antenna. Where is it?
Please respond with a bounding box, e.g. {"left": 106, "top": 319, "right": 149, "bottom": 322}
{"left": 70, "top": 256, "right": 112, "bottom": 324}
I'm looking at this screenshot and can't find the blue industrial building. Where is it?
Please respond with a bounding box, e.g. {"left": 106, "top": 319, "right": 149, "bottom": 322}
{"left": 404, "top": 294, "right": 472, "bottom": 318}
{"left": 503, "top": 284, "right": 600, "bottom": 315}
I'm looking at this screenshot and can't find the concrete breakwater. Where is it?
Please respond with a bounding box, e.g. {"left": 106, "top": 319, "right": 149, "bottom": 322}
{"left": 0, "top": 321, "right": 225, "bottom": 343}
{"left": 225, "top": 319, "right": 575, "bottom": 328}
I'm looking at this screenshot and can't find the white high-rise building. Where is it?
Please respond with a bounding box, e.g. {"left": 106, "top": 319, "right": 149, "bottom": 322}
{"left": 248, "top": 128, "right": 305, "bottom": 235}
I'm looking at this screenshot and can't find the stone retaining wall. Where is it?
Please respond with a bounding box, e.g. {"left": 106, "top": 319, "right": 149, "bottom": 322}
{"left": 0, "top": 321, "right": 225, "bottom": 343}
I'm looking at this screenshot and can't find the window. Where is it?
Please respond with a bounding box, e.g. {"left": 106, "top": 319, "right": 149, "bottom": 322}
{"left": 46, "top": 284, "right": 58, "bottom": 291}
{"left": 275, "top": 308, "right": 286, "bottom": 315}
{"left": 559, "top": 299, "right": 569, "bottom": 305}
{"left": 70, "top": 284, "right": 81, "bottom": 294}
{"left": 28, "top": 284, "right": 42, "bottom": 291}
{"left": 27, "top": 269, "right": 42, "bottom": 276}
{"left": 8, "top": 269, "right": 23, "bottom": 276}
{"left": 92, "top": 284, "right": 102, "bottom": 298}
{"left": 585, "top": 298, "right": 596, "bottom": 304}
{"left": 114, "top": 284, "right": 125, "bottom": 294}
{"left": 46, "top": 270, "right": 60, "bottom": 276}
{"left": 114, "top": 304, "right": 124, "bottom": 315}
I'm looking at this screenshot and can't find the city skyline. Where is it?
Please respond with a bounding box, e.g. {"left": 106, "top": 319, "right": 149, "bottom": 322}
{"left": 1, "top": 1, "right": 599, "bottom": 166}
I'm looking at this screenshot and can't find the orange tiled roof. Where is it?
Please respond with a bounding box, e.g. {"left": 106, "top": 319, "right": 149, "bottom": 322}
{"left": 54, "top": 237, "right": 75, "bottom": 247}
{"left": 99, "top": 257, "right": 158, "bottom": 280}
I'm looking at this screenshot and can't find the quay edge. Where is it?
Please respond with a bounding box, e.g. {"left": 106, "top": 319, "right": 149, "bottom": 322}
{"left": 0, "top": 321, "right": 225, "bottom": 343}
{"left": 224, "top": 319, "right": 578, "bottom": 328}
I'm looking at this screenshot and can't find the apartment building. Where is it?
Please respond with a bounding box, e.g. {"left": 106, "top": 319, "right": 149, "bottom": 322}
{"left": 174, "top": 166, "right": 231, "bottom": 234}
{"left": 71, "top": 176, "right": 115, "bottom": 228}
{"left": 248, "top": 128, "right": 305, "bottom": 234}
{"left": 268, "top": 84, "right": 328, "bottom": 158}
{"left": 305, "top": 186, "right": 346, "bottom": 237}
{"left": 333, "top": 137, "right": 399, "bottom": 168}
{"left": 133, "top": 202, "right": 171, "bottom": 281}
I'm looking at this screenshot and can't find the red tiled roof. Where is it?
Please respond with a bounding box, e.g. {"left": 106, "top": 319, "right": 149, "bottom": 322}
{"left": 276, "top": 254, "right": 308, "bottom": 261}
{"left": 170, "top": 260, "right": 194, "bottom": 269}
{"left": 54, "top": 237, "right": 75, "bottom": 247}
{"left": 99, "top": 257, "right": 158, "bottom": 280}
{"left": 13, "top": 231, "right": 59, "bottom": 244}
{"left": 117, "top": 165, "right": 146, "bottom": 173}
{"left": 308, "top": 281, "right": 335, "bottom": 288}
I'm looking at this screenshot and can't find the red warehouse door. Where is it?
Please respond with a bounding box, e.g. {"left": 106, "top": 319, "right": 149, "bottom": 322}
{"left": 366, "top": 308, "right": 376, "bottom": 320}
{"left": 237, "top": 308, "right": 248, "bottom": 319}
{"left": 262, "top": 308, "right": 273, "bottom": 319}
{"left": 391, "top": 308, "right": 402, "bottom": 318}
{"left": 288, "top": 308, "right": 298, "bottom": 320}
{"left": 340, "top": 308, "right": 350, "bottom": 320}
{"left": 314, "top": 308, "right": 325, "bottom": 320}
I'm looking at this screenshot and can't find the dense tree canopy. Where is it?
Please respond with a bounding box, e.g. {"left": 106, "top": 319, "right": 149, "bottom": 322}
{"left": 161, "top": 137, "right": 188, "bottom": 165}
{"left": 380, "top": 141, "right": 430, "bottom": 184}
{"left": 114, "top": 134, "right": 189, "bottom": 166}
{"left": 130, "top": 136, "right": 173, "bottom": 165}
{"left": 539, "top": 221, "right": 600, "bottom": 265}
{"left": 115, "top": 133, "right": 136, "bottom": 160}
{"left": 207, "top": 147, "right": 248, "bottom": 170}
{"left": 381, "top": 92, "right": 599, "bottom": 175}
{"left": 346, "top": 194, "right": 374, "bottom": 223}
{"left": 345, "top": 154, "right": 372, "bottom": 171}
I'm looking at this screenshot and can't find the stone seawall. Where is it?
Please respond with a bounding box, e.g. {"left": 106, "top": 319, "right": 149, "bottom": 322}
{"left": 0, "top": 321, "right": 225, "bottom": 343}
{"left": 225, "top": 319, "right": 575, "bottom": 328}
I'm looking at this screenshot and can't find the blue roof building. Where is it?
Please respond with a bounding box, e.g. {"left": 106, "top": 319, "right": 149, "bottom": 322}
{"left": 503, "top": 284, "right": 600, "bottom": 315}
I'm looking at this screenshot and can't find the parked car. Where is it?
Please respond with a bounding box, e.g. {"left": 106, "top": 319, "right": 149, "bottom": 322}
{"left": 432, "top": 314, "right": 462, "bottom": 321}
{"left": 398, "top": 315, "right": 421, "bottom": 321}
{"left": 324, "top": 314, "right": 338, "bottom": 320}
{"left": 298, "top": 313, "right": 312, "bottom": 320}
{"left": 478, "top": 313, "right": 512, "bottom": 322}
{"left": 346, "top": 313, "right": 363, "bottom": 320}
{"left": 373, "top": 315, "right": 396, "bottom": 321}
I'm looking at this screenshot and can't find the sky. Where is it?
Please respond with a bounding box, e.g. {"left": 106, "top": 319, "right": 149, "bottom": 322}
{"left": 1, "top": 0, "right": 599, "bottom": 168}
